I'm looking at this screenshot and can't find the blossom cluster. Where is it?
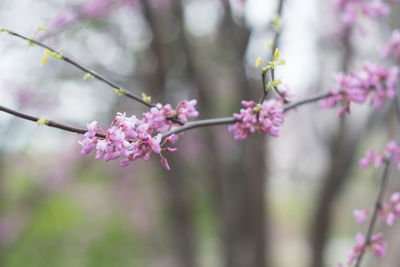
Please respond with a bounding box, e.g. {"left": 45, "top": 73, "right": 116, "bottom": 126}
{"left": 354, "top": 192, "right": 400, "bottom": 226}
{"left": 347, "top": 193, "right": 400, "bottom": 266}
{"left": 79, "top": 100, "right": 199, "bottom": 170}
{"left": 381, "top": 29, "right": 400, "bottom": 60}
{"left": 353, "top": 208, "right": 369, "bottom": 224}
{"left": 359, "top": 141, "right": 400, "bottom": 170}
{"left": 378, "top": 192, "right": 400, "bottom": 226}
{"left": 319, "top": 62, "right": 399, "bottom": 116}
{"left": 228, "top": 99, "right": 284, "bottom": 140}
{"left": 334, "top": 0, "right": 390, "bottom": 27}
{"left": 344, "top": 232, "right": 387, "bottom": 265}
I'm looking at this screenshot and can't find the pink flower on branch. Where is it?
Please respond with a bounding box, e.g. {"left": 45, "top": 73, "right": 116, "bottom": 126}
{"left": 319, "top": 62, "right": 399, "bottom": 116}
{"left": 378, "top": 192, "right": 400, "bottom": 226}
{"left": 381, "top": 29, "right": 400, "bottom": 60}
{"left": 353, "top": 209, "right": 369, "bottom": 223}
{"left": 359, "top": 150, "right": 383, "bottom": 169}
{"left": 334, "top": 0, "right": 390, "bottom": 27}
{"left": 347, "top": 232, "right": 387, "bottom": 265}
{"left": 359, "top": 141, "right": 400, "bottom": 170}
{"left": 79, "top": 100, "right": 199, "bottom": 170}
{"left": 228, "top": 99, "right": 284, "bottom": 140}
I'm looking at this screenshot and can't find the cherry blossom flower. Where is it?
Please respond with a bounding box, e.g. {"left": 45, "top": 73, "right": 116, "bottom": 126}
{"left": 347, "top": 232, "right": 387, "bottom": 265}
{"left": 319, "top": 62, "right": 399, "bottom": 116}
{"left": 353, "top": 209, "right": 369, "bottom": 223}
{"left": 378, "top": 192, "right": 400, "bottom": 226}
{"left": 334, "top": 0, "right": 389, "bottom": 27}
{"left": 359, "top": 141, "right": 400, "bottom": 170}
{"left": 78, "top": 121, "right": 100, "bottom": 155}
{"left": 177, "top": 100, "right": 199, "bottom": 123}
{"left": 359, "top": 150, "right": 383, "bottom": 169}
{"left": 79, "top": 100, "right": 199, "bottom": 170}
{"left": 228, "top": 99, "right": 284, "bottom": 140}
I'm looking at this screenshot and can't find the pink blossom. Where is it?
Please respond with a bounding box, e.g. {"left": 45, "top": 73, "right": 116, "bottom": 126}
{"left": 82, "top": 0, "right": 114, "bottom": 17}
{"left": 359, "top": 150, "right": 383, "bottom": 169}
{"left": 177, "top": 100, "right": 199, "bottom": 123}
{"left": 347, "top": 232, "right": 387, "bottom": 264}
{"left": 80, "top": 99, "right": 198, "bottom": 170}
{"left": 378, "top": 192, "right": 400, "bottom": 226}
{"left": 353, "top": 209, "right": 369, "bottom": 223}
{"left": 141, "top": 100, "right": 198, "bottom": 134}
{"left": 348, "top": 232, "right": 366, "bottom": 264}
{"left": 52, "top": 9, "right": 78, "bottom": 28}
{"left": 334, "top": 0, "right": 390, "bottom": 27}
{"left": 370, "top": 232, "right": 387, "bottom": 258}
{"left": 78, "top": 121, "right": 99, "bottom": 155}
{"left": 319, "top": 62, "right": 399, "bottom": 115}
{"left": 361, "top": 0, "right": 390, "bottom": 20}
{"left": 228, "top": 99, "right": 284, "bottom": 140}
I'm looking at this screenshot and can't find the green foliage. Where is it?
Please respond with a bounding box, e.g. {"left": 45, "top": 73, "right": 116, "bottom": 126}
{"left": 86, "top": 221, "right": 145, "bottom": 267}
{"left": 3, "top": 197, "right": 83, "bottom": 267}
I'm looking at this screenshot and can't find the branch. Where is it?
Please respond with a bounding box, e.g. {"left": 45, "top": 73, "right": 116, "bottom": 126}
{"left": 1, "top": 29, "right": 153, "bottom": 108}
{"left": 0, "top": 105, "right": 105, "bottom": 138}
{"left": 283, "top": 91, "right": 332, "bottom": 111}
{"left": 0, "top": 91, "right": 332, "bottom": 139}
{"left": 353, "top": 85, "right": 400, "bottom": 267}
{"left": 161, "top": 91, "right": 333, "bottom": 138}
{"left": 161, "top": 117, "right": 236, "bottom": 139}
{"left": 353, "top": 154, "right": 392, "bottom": 267}
{"left": 270, "top": 0, "right": 289, "bottom": 103}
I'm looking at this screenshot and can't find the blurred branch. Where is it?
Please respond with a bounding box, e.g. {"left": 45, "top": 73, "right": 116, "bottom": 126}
{"left": 267, "top": 0, "right": 289, "bottom": 104}
{"left": 310, "top": 22, "right": 354, "bottom": 267}
{"left": 354, "top": 155, "right": 392, "bottom": 267}
{"left": 1, "top": 29, "right": 153, "bottom": 108}
{"left": 354, "top": 83, "right": 400, "bottom": 267}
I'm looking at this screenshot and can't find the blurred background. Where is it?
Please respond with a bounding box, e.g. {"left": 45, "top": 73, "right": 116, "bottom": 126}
{"left": 1, "top": 0, "right": 400, "bottom": 266}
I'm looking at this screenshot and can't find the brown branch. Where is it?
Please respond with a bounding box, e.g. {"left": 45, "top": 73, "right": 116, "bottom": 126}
{"left": 1, "top": 91, "right": 333, "bottom": 139}
{"left": 161, "top": 91, "right": 333, "bottom": 138}
{"left": 1, "top": 29, "right": 153, "bottom": 108}
{"left": 353, "top": 154, "right": 392, "bottom": 267}
{"left": 0, "top": 105, "right": 105, "bottom": 138}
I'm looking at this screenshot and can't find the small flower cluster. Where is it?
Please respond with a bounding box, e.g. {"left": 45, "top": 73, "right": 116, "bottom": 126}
{"left": 334, "top": 0, "right": 390, "bottom": 27}
{"left": 378, "top": 192, "right": 400, "bottom": 226}
{"left": 228, "top": 99, "right": 284, "bottom": 140}
{"left": 354, "top": 193, "right": 400, "bottom": 227}
{"left": 381, "top": 29, "right": 400, "bottom": 60}
{"left": 344, "top": 232, "right": 387, "bottom": 265}
{"left": 359, "top": 150, "right": 383, "bottom": 169}
{"left": 319, "top": 62, "right": 399, "bottom": 116}
{"left": 359, "top": 141, "right": 400, "bottom": 170}
{"left": 353, "top": 208, "right": 369, "bottom": 224}
{"left": 79, "top": 100, "right": 199, "bottom": 170}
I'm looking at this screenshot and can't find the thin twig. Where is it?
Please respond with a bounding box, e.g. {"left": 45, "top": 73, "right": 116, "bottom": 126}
{"left": 354, "top": 154, "right": 392, "bottom": 267}
{"left": 283, "top": 91, "right": 332, "bottom": 111}
{"left": 1, "top": 29, "right": 184, "bottom": 126}
{"left": 270, "top": 0, "right": 289, "bottom": 104}
{"left": 1, "top": 29, "right": 153, "bottom": 108}
{"left": 0, "top": 105, "right": 105, "bottom": 138}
